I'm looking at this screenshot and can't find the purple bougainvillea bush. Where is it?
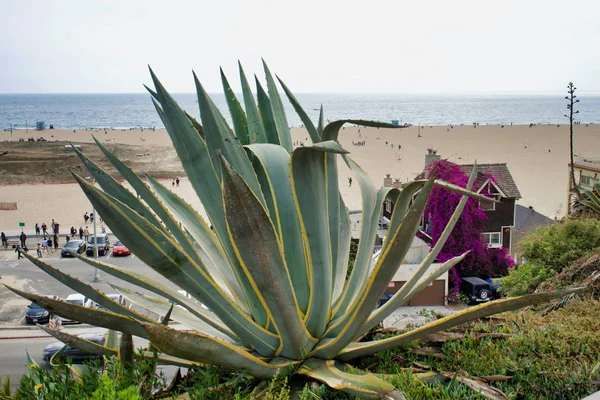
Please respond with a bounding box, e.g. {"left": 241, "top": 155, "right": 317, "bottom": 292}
{"left": 423, "top": 160, "right": 514, "bottom": 295}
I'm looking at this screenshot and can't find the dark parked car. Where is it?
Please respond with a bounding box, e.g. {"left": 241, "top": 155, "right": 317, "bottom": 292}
{"left": 86, "top": 234, "right": 110, "bottom": 256}
{"left": 43, "top": 332, "right": 106, "bottom": 364}
{"left": 60, "top": 239, "right": 86, "bottom": 257}
{"left": 460, "top": 277, "right": 495, "bottom": 304}
{"left": 25, "top": 295, "right": 59, "bottom": 324}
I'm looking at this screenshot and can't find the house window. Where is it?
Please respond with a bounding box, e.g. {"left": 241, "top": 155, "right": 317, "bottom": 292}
{"left": 479, "top": 198, "right": 495, "bottom": 211}
{"left": 385, "top": 199, "right": 392, "bottom": 213}
{"left": 483, "top": 232, "right": 502, "bottom": 248}
{"left": 581, "top": 175, "right": 591, "bottom": 186}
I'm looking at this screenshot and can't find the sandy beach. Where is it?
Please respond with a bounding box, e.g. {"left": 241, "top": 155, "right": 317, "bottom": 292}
{"left": 1, "top": 123, "right": 599, "bottom": 236}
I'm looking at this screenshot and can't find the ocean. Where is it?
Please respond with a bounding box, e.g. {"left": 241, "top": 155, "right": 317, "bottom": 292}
{"left": 1, "top": 93, "right": 600, "bottom": 130}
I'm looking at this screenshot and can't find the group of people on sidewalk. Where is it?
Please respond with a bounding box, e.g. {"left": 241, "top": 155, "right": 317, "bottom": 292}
{"left": 2, "top": 213, "right": 106, "bottom": 259}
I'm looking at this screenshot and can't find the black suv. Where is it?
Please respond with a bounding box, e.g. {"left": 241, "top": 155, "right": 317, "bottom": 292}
{"left": 460, "top": 277, "right": 494, "bottom": 304}
{"left": 86, "top": 234, "right": 110, "bottom": 256}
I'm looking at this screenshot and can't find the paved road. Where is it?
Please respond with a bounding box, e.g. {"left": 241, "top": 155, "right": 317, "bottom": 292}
{"left": 0, "top": 332, "right": 178, "bottom": 391}
{"left": 0, "top": 250, "right": 172, "bottom": 325}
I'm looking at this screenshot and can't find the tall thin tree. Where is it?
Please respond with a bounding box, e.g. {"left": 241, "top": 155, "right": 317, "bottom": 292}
{"left": 565, "top": 82, "right": 580, "bottom": 197}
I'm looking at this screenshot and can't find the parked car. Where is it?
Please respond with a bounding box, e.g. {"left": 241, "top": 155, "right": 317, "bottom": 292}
{"left": 86, "top": 234, "right": 110, "bottom": 256}
{"left": 43, "top": 332, "right": 106, "bottom": 363}
{"left": 85, "top": 294, "right": 128, "bottom": 311}
{"left": 25, "top": 295, "right": 60, "bottom": 325}
{"left": 460, "top": 277, "right": 496, "bottom": 304}
{"left": 111, "top": 240, "right": 130, "bottom": 257}
{"left": 57, "top": 294, "right": 87, "bottom": 324}
{"left": 60, "top": 239, "right": 87, "bottom": 257}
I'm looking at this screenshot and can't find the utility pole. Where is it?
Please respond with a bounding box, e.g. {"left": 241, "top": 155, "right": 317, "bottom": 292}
{"left": 565, "top": 82, "right": 580, "bottom": 216}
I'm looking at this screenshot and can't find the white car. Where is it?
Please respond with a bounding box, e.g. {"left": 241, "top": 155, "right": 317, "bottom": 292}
{"left": 85, "top": 294, "right": 129, "bottom": 310}
{"left": 58, "top": 294, "right": 87, "bottom": 324}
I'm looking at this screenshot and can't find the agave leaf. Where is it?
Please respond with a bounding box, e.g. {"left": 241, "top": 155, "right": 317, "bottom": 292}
{"left": 119, "top": 332, "right": 134, "bottom": 364}
{"left": 276, "top": 76, "right": 320, "bottom": 143}
{"left": 431, "top": 179, "right": 500, "bottom": 203}
{"left": 91, "top": 136, "right": 211, "bottom": 278}
{"left": 148, "top": 69, "right": 256, "bottom": 311}
{"left": 317, "top": 178, "right": 434, "bottom": 358}
{"left": 290, "top": 142, "right": 349, "bottom": 338}
{"left": 192, "top": 71, "right": 265, "bottom": 203}
{"left": 581, "top": 184, "right": 600, "bottom": 211}
{"left": 380, "top": 181, "right": 425, "bottom": 254}
{"left": 39, "top": 325, "right": 117, "bottom": 357}
{"left": 26, "top": 350, "right": 38, "bottom": 369}
{"left": 360, "top": 164, "right": 478, "bottom": 333}
{"left": 317, "top": 104, "right": 325, "bottom": 138}
{"left": 221, "top": 68, "right": 250, "bottom": 145}
{"left": 184, "top": 111, "right": 205, "bottom": 140}
{"left": 262, "top": 60, "right": 293, "bottom": 152}
{"left": 330, "top": 156, "right": 397, "bottom": 323}
{"left": 139, "top": 322, "right": 283, "bottom": 380}
{"left": 239, "top": 62, "right": 267, "bottom": 144}
{"left": 19, "top": 251, "right": 149, "bottom": 322}
{"left": 75, "top": 254, "right": 234, "bottom": 338}
{"left": 144, "top": 173, "right": 247, "bottom": 309}
{"left": 110, "top": 283, "right": 238, "bottom": 342}
{"left": 244, "top": 144, "right": 309, "bottom": 313}
{"left": 70, "top": 144, "right": 165, "bottom": 231}
{"left": 336, "top": 287, "right": 584, "bottom": 361}
{"left": 255, "top": 77, "right": 280, "bottom": 146}
{"left": 322, "top": 120, "right": 403, "bottom": 142}
{"left": 6, "top": 286, "right": 148, "bottom": 338}
{"left": 221, "top": 155, "right": 316, "bottom": 358}
{"left": 72, "top": 173, "right": 279, "bottom": 355}
{"left": 297, "top": 359, "right": 405, "bottom": 399}
{"left": 105, "top": 329, "right": 118, "bottom": 350}
{"left": 332, "top": 196, "right": 351, "bottom": 305}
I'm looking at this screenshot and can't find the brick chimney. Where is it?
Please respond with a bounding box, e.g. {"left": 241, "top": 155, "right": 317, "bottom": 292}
{"left": 393, "top": 178, "right": 402, "bottom": 188}
{"left": 425, "top": 148, "right": 440, "bottom": 168}
{"left": 383, "top": 173, "right": 393, "bottom": 187}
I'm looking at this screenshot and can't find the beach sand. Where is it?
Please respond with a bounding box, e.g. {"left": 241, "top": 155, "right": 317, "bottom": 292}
{"left": 1, "top": 123, "right": 599, "bottom": 235}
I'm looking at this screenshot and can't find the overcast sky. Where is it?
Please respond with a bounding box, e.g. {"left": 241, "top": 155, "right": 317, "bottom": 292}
{"left": 1, "top": 0, "right": 599, "bottom": 94}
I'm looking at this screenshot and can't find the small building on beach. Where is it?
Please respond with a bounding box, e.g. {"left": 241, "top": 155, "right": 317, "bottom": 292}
{"left": 567, "top": 156, "right": 600, "bottom": 215}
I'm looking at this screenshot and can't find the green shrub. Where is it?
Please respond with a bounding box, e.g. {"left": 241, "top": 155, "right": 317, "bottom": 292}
{"left": 520, "top": 218, "right": 600, "bottom": 272}
{"left": 501, "top": 263, "right": 557, "bottom": 296}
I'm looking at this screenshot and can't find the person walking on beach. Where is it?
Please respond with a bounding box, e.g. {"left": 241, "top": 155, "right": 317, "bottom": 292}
{"left": 348, "top": 177, "right": 353, "bottom": 187}
{"left": 79, "top": 227, "right": 84, "bottom": 240}
{"left": 47, "top": 238, "right": 53, "bottom": 253}
{"left": 37, "top": 243, "right": 42, "bottom": 258}
{"left": 176, "top": 177, "right": 180, "bottom": 187}
{"left": 15, "top": 245, "right": 23, "bottom": 259}
{"left": 1, "top": 232, "right": 7, "bottom": 248}
{"left": 172, "top": 178, "right": 175, "bottom": 187}
{"left": 42, "top": 238, "right": 48, "bottom": 253}
{"left": 84, "top": 212, "right": 89, "bottom": 223}
{"left": 90, "top": 212, "right": 94, "bottom": 223}
{"left": 84, "top": 227, "right": 90, "bottom": 242}
{"left": 53, "top": 234, "right": 59, "bottom": 251}
{"left": 35, "top": 223, "right": 40, "bottom": 235}
{"left": 20, "top": 232, "right": 27, "bottom": 248}
{"left": 42, "top": 223, "right": 47, "bottom": 236}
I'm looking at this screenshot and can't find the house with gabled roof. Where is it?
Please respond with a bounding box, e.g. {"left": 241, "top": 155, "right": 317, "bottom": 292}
{"left": 384, "top": 151, "right": 522, "bottom": 254}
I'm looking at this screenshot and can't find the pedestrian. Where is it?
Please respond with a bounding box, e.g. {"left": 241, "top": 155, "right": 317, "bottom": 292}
{"left": 79, "top": 227, "right": 84, "bottom": 240}
{"left": 20, "top": 231, "right": 26, "bottom": 248}
{"left": 70, "top": 226, "right": 77, "bottom": 237}
{"left": 101, "top": 225, "right": 106, "bottom": 234}
{"left": 53, "top": 234, "right": 59, "bottom": 251}
{"left": 42, "top": 223, "right": 47, "bottom": 235}
{"left": 84, "top": 212, "right": 89, "bottom": 223}
{"left": 348, "top": 177, "right": 353, "bottom": 187}
{"left": 15, "top": 244, "right": 23, "bottom": 259}
{"left": 35, "top": 223, "right": 40, "bottom": 235}
{"left": 37, "top": 243, "right": 42, "bottom": 258}
{"left": 1, "top": 232, "right": 6, "bottom": 248}
{"left": 54, "top": 221, "right": 60, "bottom": 234}
{"left": 84, "top": 227, "right": 90, "bottom": 242}
{"left": 66, "top": 235, "right": 70, "bottom": 243}
{"left": 172, "top": 178, "right": 175, "bottom": 187}
{"left": 47, "top": 238, "right": 53, "bottom": 252}
{"left": 90, "top": 212, "right": 94, "bottom": 223}
{"left": 42, "top": 238, "right": 48, "bottom": 253}
{"left": 176, "top": 177, "right": 180, "bottom": 187}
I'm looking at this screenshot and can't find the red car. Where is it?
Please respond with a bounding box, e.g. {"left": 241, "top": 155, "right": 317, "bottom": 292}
{"left": 112, "top": 240, "right": 131, "bottom": 256}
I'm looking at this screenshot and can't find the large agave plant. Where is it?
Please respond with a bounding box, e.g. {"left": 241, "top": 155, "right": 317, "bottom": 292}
{"left": 580, "top": 181, "right": 600, "bottom": 214}
{"left": 10, "top": 61, "right": 581, "bottom": 399}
